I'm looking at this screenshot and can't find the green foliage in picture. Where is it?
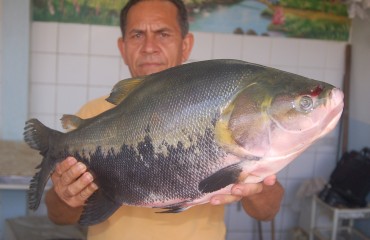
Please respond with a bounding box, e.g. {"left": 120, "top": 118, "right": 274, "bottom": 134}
{"left": 32, "top": 0, "right": 351, "bottom": 41}
{"left": 266, "top": 0, "right": 350, "bottom": 41}
{"left": 32, "top": 0, "right": 127, "bottom": 26}
{"left": 278, "top": 0, "right": 348, "bottom": 15}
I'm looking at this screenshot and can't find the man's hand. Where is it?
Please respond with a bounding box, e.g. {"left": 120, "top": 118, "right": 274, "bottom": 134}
{"left": 209, "top": 175, "right": 284, "bottom": 221}
{"left": 50, "top": 157, "right": 98, "bottom": 208}
{"left": 209, "top": 175, "right": 277, "bottom": 205}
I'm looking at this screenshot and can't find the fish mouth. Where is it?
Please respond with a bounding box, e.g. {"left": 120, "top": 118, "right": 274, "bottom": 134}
{"left": 318, "top": 88, "right": 344, "bottom": 137}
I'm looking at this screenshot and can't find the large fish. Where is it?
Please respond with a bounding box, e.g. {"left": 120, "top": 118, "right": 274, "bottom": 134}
{"left": 24, "top": 59, "right": 343, "bottom": 226}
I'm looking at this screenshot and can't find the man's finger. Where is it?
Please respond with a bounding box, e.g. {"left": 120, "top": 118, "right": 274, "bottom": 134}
{"left": 60, "top": 162, "right": 87, "bottom": 186}
{"left": 63, "top": 172, "right": 94, "bottom": 197}
{"left": 231, "top": 183, "right": 263, "bottom": 197}
{"left": 55, "top": 157, "right": 77, "bottom": 175}
{"left": 210, "top": 195, "right": 242, "bottom": 205}
{"left": 263, "top": 175, "right": 277, "bottom": 186}
{"left": 78, "top": 182, "right": 99, "bottom": 200}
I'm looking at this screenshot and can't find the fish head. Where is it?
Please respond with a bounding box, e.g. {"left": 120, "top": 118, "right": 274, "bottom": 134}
{"left": 227, "top": 69, "right": 344, "bottom": 158}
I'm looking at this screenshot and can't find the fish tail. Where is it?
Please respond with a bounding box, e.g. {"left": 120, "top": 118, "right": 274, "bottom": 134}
{"left": 24, "top": 119, "right": 62, "bottom": 210}
{"left": 24, "top": 119, "right": 55, "bottom": 156}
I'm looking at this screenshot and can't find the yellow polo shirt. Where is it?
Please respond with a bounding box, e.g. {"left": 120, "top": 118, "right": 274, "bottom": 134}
{"left": 76, "top": 96, "right": 226, "bottom": 240}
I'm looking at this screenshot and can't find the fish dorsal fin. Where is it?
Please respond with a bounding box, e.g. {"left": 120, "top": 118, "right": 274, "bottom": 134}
{"left": 106, "top": 77, "right": 145, "bottom": 105}
{"left": 60, "top": 114, "right": 84, "bottom": 130}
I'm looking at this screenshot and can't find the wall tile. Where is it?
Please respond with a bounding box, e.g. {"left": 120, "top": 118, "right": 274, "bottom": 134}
{"left": 89, "top": 56, "right": 120, "bottom": 86}
{"left": 58, "top": 23, "right": 89, "bottom": 54}
{"left": 88, "top": 86, "right": 111, "bottom": 101}
{"left": 280, "top": 206, "right": 300, "bottom": 231}
{"left": 275, "top": 210, "right": 287, "bottom": 232}
{"left": 325, "top": 42, "right": 347, "bottom": 69}
{"left": 28, "top": 113, "right": 57, "bottom": 130}
{"left": 0, "top": 21, "right": 2, "bottom": 51}
{"left": 29, "top": 84, "right": 56, "bottom": 114}
{"left": 0, "top": 52, "right": 2, "bottom": 82}
{"left": 298, "top": 67, "right": 324, "bottom": 80}
{"left": 314, "top": 137, "right": 339, "bottom": 155}
{"left": 286, "top": 152, "right": 315, "bottom": 179}
{"left": 271, "top": 65, "right": 298, "bottom": 74}
{"left": 282, "top": 178, "right": 305, "bottom": 206}
{"left": 324, "top": 69, "right": 344, "bottom": 88}
{"left": 119, "top": 60, "right": 131, "bottom": 79}
{"left": 242, "top": 36, "right": 271, "bottom": 65}
{"left": 90, "top": 25, "right": 121, "bottom": 56}
{"left": 313, "top": 152, "right": 337, "bottom": 180}
{"left": 0, "top": 51, "right": 2, "bottom": 136}
{"left": 324, "top": 125, "right": 340, "bottom": 139}
{"left": 226, "top": 232, "right": 254, "bottom": 240}
{"left": 30, "top": 53, "right": 57, "bottom": 84}
{"left": 190, "top": 32, "right": 214, "bottom": 61}
{"left": 213, "top": 33, "right": 243, "bottom": 59}
{"left": 57, "top": 55, "right": 88, "bottom": 85}
{"left": 31, "top": 22, "right": 58, "bottom": 52}
{"left": 270, "top": 38, "right": 299, "bottom": 67}
{"left": 277, "top": 168, "right": 289, "bottom": 182}
{"left": 56, "top": 85, "right": 87, "bottom": 116}
{"left": 226, "top": 203, "right": 256, "bottom": 231}
{"left": 299, "top": 40, "right": 327, "bottom": 68}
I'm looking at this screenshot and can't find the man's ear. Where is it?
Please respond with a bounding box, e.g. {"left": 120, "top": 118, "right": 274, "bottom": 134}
{"left": 181, "top": 33, "right": 194, "bottom": 63}
{"left": 117, "top": 37, "right": 128, "bottom": 65}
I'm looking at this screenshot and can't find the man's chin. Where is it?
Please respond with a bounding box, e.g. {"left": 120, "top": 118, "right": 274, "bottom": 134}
{"left": 139, "top": 65, "right": 167, "bottom": 76}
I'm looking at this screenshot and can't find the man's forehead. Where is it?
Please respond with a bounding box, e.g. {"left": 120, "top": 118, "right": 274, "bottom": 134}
{"left": 125, "top": 1, "right": 180, "bottom": 30}
{"left": 128, "top": 0, "right": 178, "bottom": 15}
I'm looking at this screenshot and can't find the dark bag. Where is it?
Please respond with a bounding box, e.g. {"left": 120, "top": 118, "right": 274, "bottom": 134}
{"left": 319, "top": 147, "right": 370, "bottom": 208}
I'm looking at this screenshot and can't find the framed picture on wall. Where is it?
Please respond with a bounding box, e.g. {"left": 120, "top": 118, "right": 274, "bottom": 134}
{"left": 32, "top": 0, "right": 351, "bottom": 41}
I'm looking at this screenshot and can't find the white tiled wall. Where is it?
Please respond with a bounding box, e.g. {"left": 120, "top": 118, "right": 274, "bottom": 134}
{"left": 29, "top": 22, "right": 129, "bottom": 130}
{"left": 29, "top": 22, "right": 346, "bottom": 240}
{"left": 0, "top": 0, "right": 3, "bottom": 138}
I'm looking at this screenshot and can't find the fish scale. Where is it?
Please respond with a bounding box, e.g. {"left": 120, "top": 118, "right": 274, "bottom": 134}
{"left": 24, "top": 59, "right": 343, "bottom": 226}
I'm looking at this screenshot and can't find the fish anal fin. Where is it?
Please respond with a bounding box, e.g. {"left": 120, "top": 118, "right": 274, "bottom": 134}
{"left": 28, "top": 157, "right": 53, "bottom": 210}
{"left": 60, "top": 114, "right": 84, "bottom": 130}
{"left": 79, "top": 190, "right": 121, "bottom": 226}
{"left": 154, "top": 200, "right": 191, "bottom": 213}
{"left": 106, "top": 77, "right": 145, "bottom": 105}
{"left": 157, "top": 206, "right": 190, "bottom": 213}
{"left": 198, "top": 163, "right": 243, "bottom": 193}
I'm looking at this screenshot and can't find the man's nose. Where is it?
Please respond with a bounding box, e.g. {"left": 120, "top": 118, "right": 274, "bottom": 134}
{"left": 142, "top": 35, "right": 159, "bottom": 54}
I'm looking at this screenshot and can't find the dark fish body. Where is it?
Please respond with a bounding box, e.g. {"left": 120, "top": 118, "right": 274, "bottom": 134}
{"left": 24, "top": 59, "right": 343, "bottom": 226}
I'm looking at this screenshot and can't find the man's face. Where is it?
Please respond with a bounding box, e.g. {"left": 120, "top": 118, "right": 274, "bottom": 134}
{"left": 118, "top": 0, "right": 194, "bottom": 77}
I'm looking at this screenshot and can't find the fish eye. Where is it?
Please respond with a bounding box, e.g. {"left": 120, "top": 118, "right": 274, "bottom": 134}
{"left": 299, "top": 96, "right": 313, "bottom": 112}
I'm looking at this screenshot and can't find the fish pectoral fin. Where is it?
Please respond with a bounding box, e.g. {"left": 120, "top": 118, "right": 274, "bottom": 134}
{"left": 198, "top": 163, "right": 243, "bottom": 193}
{"left": 79, "top": 190, "right": 121, "bottom": 226}
{"left": 106, "top": 77, "right": 145, "bottom": 105}
{"left": 60, "top": 114, "right": 84, "bottom": 130}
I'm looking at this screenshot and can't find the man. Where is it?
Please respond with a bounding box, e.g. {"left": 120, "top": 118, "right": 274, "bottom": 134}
{"left": 45, "top": 0, "right": 284, "bottom": 239}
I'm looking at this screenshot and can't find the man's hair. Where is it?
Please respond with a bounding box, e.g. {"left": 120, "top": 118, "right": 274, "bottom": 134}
{"left": 119, "top": 0, "right": 189, "bottom": 38}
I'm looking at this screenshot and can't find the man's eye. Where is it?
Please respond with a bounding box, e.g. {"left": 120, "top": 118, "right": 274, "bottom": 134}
{"left": 160, "top": 32, "right": 170, "bottom": 38}
{"left": 132, "top": 32, "right": 142, "bottom": 38}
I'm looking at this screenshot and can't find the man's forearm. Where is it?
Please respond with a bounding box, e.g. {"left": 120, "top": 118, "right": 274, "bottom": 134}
{"left": 45, "top": 187, "right": 83, "bottom": 225}
{"left": 241, "top": 181, "right": 284, "bottom": 221}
